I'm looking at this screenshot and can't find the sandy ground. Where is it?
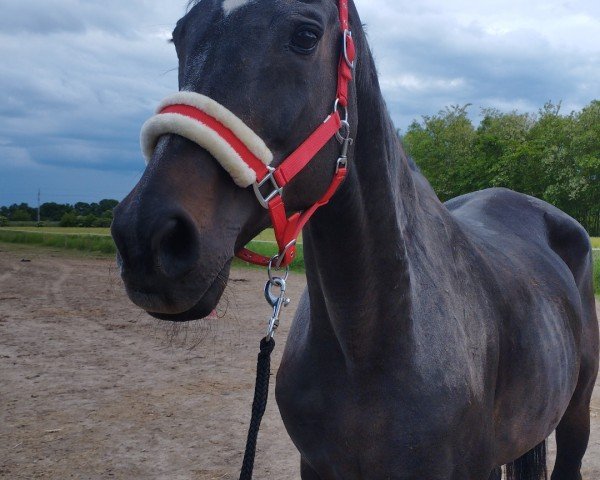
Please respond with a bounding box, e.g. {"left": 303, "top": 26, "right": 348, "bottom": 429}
{"left": 0, "top": 243, "right": 599, "bottom": 480}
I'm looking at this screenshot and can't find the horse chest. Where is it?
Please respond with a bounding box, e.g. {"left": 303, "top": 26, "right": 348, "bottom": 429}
{"left": 276, "top": 342, "right": 481, "bottom": 478}
{"left": 276, "top": 350, "right": 355, "bottom": 441}
{"left": 277, "top": 347, "right": 387, "bottom": 468}
{"left": 276, "top": 367, "right": 373, "bottom": 477}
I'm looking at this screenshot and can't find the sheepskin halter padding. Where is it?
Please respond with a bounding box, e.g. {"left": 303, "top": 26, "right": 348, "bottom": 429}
{"left": 140, "top": 91, "right": 273, "bottom": 188}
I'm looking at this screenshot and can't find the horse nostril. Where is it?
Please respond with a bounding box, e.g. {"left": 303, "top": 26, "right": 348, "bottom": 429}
{"left": 152, "top": 215, "right": 200, "bottom": 279}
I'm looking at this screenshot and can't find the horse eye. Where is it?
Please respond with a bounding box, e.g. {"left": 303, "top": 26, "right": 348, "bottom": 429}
{"left": 291, "top": 28, "right": 320, "bottom": 54}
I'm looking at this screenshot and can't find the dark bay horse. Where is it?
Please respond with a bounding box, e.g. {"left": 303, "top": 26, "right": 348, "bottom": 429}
{"left": 111, "top": 0, "right": 599, "bottom": 478}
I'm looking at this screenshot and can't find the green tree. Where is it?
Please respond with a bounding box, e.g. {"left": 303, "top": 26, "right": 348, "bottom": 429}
{"left": 402, "top": 105, "right": 476, "bottom": 200}
{"left": 60, "top": 211, "right": 78, "bottom": 227}
{"left": 402, "top": 99, "right": 600, "bottom": 235}
{"left": 11, "top": 209, "right": 32, "bottom": 221}
{"left": 6, "top": 203, "right": 36, "bottom": 220}
{"left": 93, "top": 217, "right": 112, "bottom": 227}
{"left": 99, "top": 199, "right": 118, "bottom": 212}
{"left": 474, "top": 109, "right": 540, "bottom": 195}
{"left": 79, "top": 214, "right": 98, "bottom": 227}
{"left": 73, "top": 202, "right": 91, "bottom": 216}
{"left": 40, "top": 202, "right": 72, "bottom": 222}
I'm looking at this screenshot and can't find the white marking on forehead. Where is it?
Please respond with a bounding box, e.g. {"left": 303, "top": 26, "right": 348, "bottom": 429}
{"left": 222, "top": 0, "right": 253, "bottom": 16}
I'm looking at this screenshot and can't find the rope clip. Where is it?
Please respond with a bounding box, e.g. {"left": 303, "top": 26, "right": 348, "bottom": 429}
{"left": 264, "top": 276, "right": 290, "bottom": 340}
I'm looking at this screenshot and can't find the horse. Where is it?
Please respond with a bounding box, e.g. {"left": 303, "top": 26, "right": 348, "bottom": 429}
{"left": 111, "top": 0, "right": 599, "bottom": 478}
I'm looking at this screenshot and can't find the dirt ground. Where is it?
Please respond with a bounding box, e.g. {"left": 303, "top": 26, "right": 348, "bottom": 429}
{"left": 1, "top": 243, "right": 599, "bottom": 479}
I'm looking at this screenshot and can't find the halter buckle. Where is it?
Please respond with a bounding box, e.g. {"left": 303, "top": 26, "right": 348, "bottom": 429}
{"left": 336, "top": 156, "right": 348, "bottom": 173}
{"left": 253, "top": 167, "right": 282, "bottom": 209}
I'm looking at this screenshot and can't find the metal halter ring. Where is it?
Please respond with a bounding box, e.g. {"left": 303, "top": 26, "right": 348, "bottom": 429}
{"left": 268, "top": 255, "right": 290, "bottom": 283}
{"left": 333, "top": 99, "right": 351, "bottom": 143}
{"left": 333, "top": 98, "right": 349, "bottom": 123}
{"left": 268, "top": 240, "right": 297, "bottom": 271}
{"left": 343, "top": 29, "right": 355, "bottom": 69}
{"left": 336, "top": 120, "right": 351, "bottom": 143}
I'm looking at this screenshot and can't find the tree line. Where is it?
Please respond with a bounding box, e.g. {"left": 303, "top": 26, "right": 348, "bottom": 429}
{"left": 401, "top": 100, "right": 600, "bottom": 236}
{"left": 2, "top": 100, "right": 598, "bottom": 235}
{"left": 0, "top": 199, "right": 119, "bottom": 227}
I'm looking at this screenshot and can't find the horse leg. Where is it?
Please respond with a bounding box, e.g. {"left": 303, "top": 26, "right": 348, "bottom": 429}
{"left": 300, "top": 457, "right": 321, "bottom": 480}
{"left": 551, "top": 361, "right": 597, "bottom": 480}
{"left": 552, "top": 274, "right": 598, "bottom": 480}
{"left": 487, "top": 467, "right": 501, "bottom": 480}
{"left": 550, "top": 398, "right": 591, "bottom": 480}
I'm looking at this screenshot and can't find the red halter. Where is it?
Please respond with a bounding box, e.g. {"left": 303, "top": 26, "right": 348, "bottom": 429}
{"left": 159, "top": 1, "right": 355, "bottom": 268}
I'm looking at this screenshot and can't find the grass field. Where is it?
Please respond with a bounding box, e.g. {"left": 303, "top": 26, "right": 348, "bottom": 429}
{"left": 594, "top": 251, "right": 600, "bottom": 295}
{"left": 3, "top": 226, "right": 112, "bottom": 235}
{"left": 0, "top": 228, "right": 116, "bottom": 254}
{"left": 1, "top": 226, "right": 285, "bottom": 241}
{"left": 0, "top": 227, "right": 598, "bottom": 291}
{"left": 0, "top": 227, "right": 302, "bottom": 271}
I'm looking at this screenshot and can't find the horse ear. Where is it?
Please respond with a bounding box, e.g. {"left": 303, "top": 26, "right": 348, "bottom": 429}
{"left": 186, "top": 0, "right": 198, "bottom": 12}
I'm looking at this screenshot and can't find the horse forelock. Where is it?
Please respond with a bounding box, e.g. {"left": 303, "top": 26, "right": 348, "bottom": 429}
{"left": 186, "top": 0, "right": 254, "bottom": 14}
{"left": 222, "top": 0, "right": 254, "bottom": 15}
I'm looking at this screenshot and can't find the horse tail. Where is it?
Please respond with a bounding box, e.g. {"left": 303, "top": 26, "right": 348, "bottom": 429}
{"left": 505, "top": 440, "right": 548, "bottom": 480}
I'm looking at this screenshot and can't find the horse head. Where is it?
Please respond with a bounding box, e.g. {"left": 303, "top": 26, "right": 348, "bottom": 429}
{"left": 111, "top": 0, "right": 359, "bottom": 321}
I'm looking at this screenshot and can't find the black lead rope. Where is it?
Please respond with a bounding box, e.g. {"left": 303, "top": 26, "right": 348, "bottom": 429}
{"left": 239, "top": 336, "right": 276, "bottom": 480}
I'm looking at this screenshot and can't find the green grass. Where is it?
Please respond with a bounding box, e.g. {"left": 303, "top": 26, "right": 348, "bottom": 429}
{"left": 0, "top": 227, "right": 306, "bottom": 271}
{"left": 4, "top": 221, "right": 59, "bottom": 227}
{"left": 252, "top": 229, "right": 302, "bottom": 244}
{"left": 592, "top": 238, "right": 599, "bottom": 295}
{"left": 232, "top": 241, "right": 305, "bottom": 271}
{"left": 0, "top": 227, "right": 597, "bottom": 286}
{"left": 593, "top": 251, "right": 600, "bottom": 295}
{"left": 0, "top": 229, "right": 116, "bottom": 254}
{"left": 2, "top": 226, "right": 294, "bottom": 241}
{"left": 3, "top": 226, "right": 111, "bottom": 235}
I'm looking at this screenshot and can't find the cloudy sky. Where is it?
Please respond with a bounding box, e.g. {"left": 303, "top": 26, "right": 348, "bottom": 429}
{"left": 1, "top": 0, "right": 599, "bottom": 205}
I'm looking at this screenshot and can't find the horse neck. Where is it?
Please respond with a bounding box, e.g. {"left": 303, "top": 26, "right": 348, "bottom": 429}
{"left": 302, "top": 45, "right": 449, "bottom": 362}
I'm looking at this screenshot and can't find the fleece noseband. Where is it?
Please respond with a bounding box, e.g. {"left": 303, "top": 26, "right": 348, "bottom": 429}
{"left": 140, "top": 0, "right": 356, "bottom": 268}
{"left": 141, "top": 92, "right": 273, "bottom": 188}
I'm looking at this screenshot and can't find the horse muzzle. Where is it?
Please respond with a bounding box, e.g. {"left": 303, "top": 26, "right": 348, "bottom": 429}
{"left": 111, "top": 135, "right": 239, "bottom": 321}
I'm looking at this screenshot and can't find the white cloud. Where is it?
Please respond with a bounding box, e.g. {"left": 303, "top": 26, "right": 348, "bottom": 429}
{"left": 381, "top": 75, "right": 467, "bottom": 93}
{"left": 0, "top": 146, "right": 37, "bottom": 168}
{"left": 0, "top": 0, "right": 598, "bottom": 203}
{"left": 352, "top": 0, "right": 600, "bottom": 130}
